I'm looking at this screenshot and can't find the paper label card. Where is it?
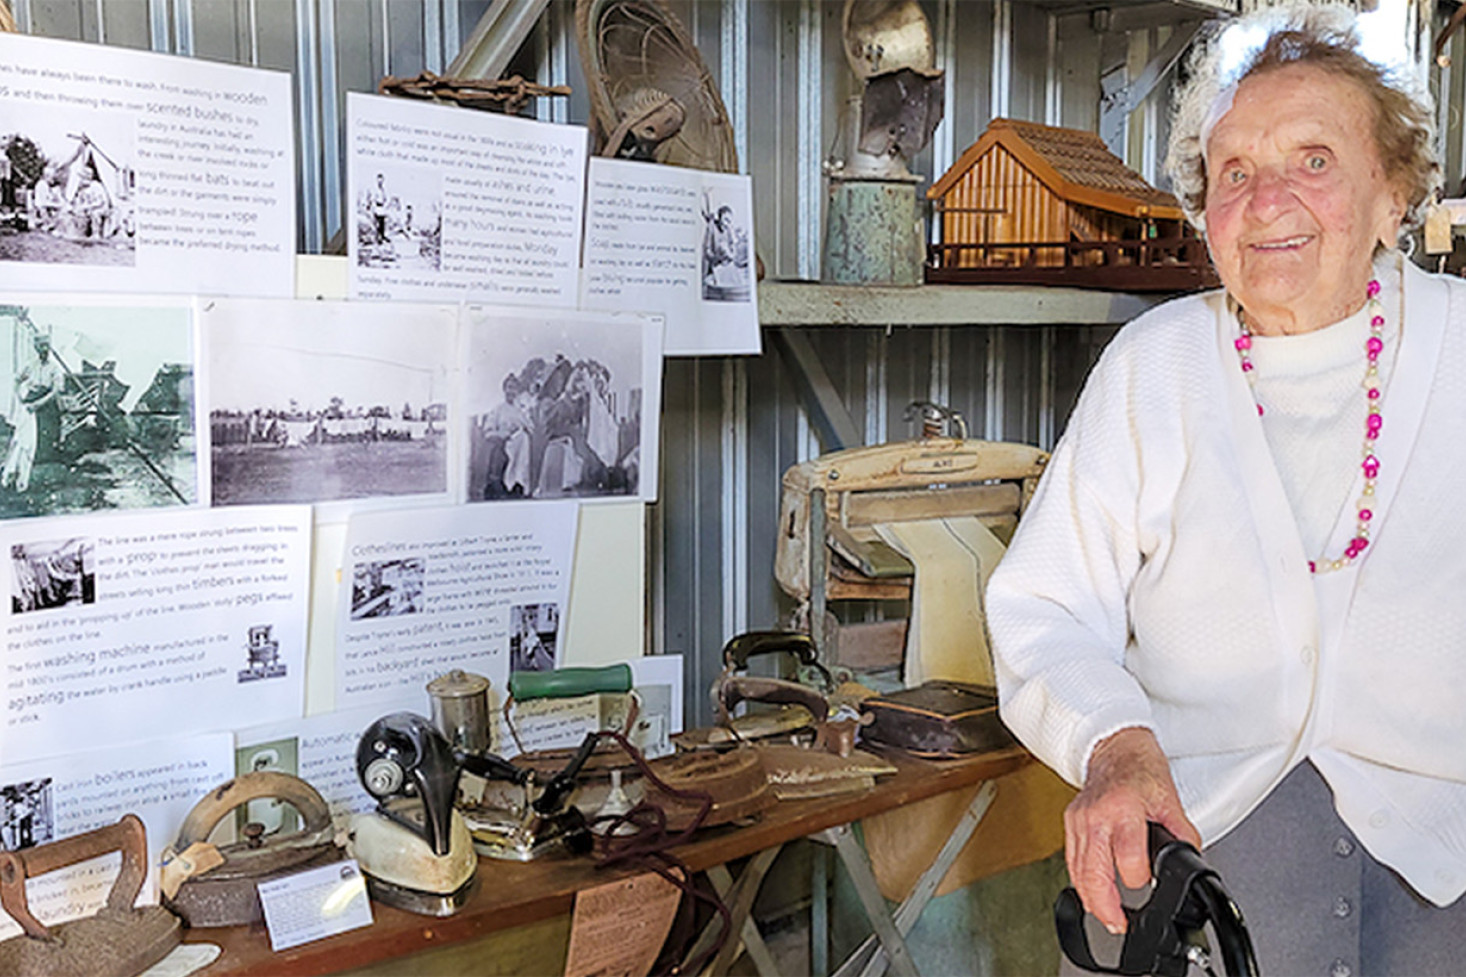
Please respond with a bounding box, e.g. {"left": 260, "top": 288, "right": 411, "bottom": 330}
{"left": 1, "top": 505, "right": 312, "bottom": 764}
{"left": 347, "top": 93, "right": 587, "bottom": 306}
{"left": 581, "top": 158, "right": 760, "bottom": 356}
{"left": 336, "top": 501, "right": 577, "bottom": 711}
{"left": 0, "top": 733, "right": 233, "bottom": 941}
{"left": 563, "top": 871, "right": 682, "bottom": 977}
{"left": 258, "top": 858, "right": 373, "bottom": 952}
{"left": 0, "top": 33, "right": 295, "bottom": 297}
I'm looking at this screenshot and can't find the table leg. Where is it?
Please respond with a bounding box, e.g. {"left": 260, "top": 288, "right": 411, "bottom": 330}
{"left": 707, "top": 860, "right": 781, "bottom": 977}
{"left": 828, "top": 779, "right": 998, "bottom": 977}
{"left": 813, "top": 842, "right": 830, "bottom": 977}
{"left": 684, "top": 844, "right": 783, "bottom": 977}
{"left": 820, "top": 823, "right": 922, "bottom": 977}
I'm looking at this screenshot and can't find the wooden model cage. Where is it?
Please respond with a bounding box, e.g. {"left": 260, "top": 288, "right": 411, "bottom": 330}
{"left": 926, "top": 118, "right": 1218, "bottom": 292}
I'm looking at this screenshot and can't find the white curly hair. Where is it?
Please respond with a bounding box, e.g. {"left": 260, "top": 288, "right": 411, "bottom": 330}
{"left": 1164, "top": 2, "right": 1439, "bottom": 236}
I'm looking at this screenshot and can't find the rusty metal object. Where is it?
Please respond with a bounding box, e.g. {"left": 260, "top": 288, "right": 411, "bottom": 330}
{"left": 163, "top": 771, "right": 343, "bottom": 928}
{"left": 643, "top": 747, "right": 771, "bottom": 830}
{"left": 377, "top": 71, "right": 571, "bottom": 115}
{"left": 0, "top": 814, "right": 180, "bottom": 977}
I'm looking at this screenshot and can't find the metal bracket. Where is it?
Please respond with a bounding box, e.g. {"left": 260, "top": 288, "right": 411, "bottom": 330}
{"left": 769, "top": 328, "right": 863, "bottom": 452}
{"left": 446, "top": 0, "right": 553, "bottom": 80}
{"left": 1098, "top": 21, "right": 1202, "bottom": 156}
{"left": 817, "top": 780, "right": 999, "bottom": 977}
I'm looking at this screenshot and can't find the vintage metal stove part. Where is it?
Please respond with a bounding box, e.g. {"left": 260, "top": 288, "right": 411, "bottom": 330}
{"left": 426, "top": 669, "right": 491, "bottom": 756}
{"left": 0, "top": 814, "right": 180, "bottom": 977}
{"left": 162, "top": 771, "right": 343, "bottom": 927}
{"left": 349, "top": 712, "right": 477, "bottom": 916}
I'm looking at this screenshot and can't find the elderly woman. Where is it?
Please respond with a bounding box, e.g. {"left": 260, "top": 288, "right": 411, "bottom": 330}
{"left": 987, "top": 5, "right": 1466, "bottom": 974}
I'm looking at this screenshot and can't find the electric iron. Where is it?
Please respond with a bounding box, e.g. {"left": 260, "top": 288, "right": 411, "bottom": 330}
{"left": 459, "top": 733, "right": 597, "bottom": 862}
{"left": 1055, "top": 824, "right": 1260, "bottom": 977}
{"left": 348, "top": 712, "right": 477, "bottom": 916}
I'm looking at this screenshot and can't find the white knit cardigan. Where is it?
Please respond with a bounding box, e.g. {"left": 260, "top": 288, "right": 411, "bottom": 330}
{"left": 987, "top": 258, "right": 1466, "bottom": 906}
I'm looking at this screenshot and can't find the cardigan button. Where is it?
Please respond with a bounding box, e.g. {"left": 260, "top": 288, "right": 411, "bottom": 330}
{"left": 1333, "top": 837, "right": 1354, "bottom": 857}
{"left": 1331, "top": 960, "right": 1352, "bottom": 977}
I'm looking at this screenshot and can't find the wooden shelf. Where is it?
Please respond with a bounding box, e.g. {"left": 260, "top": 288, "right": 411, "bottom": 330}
{"left": 757, "top": 281, "right": 1167, "bottom": 327}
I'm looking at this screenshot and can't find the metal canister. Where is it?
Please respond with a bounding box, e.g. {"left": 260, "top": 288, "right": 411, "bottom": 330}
{"left": 426, "top": 669, "right": 491, "bottom": 755}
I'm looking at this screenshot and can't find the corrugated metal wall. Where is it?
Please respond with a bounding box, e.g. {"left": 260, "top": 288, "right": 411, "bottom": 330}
{"left": 20, "top": 0, "right": 1430, "bottom": 724}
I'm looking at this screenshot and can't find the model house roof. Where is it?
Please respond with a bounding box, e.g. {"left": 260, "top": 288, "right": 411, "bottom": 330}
{"left": 928, "top": 117, "right": 1185, "bottom": 221}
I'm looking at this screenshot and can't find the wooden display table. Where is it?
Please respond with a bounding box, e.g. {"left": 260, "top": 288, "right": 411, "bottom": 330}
{"left": 189, "top": 747, "right": 1032, "bottom": 976}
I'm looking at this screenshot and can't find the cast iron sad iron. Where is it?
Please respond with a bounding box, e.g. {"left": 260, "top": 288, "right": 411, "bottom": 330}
{"left": 349, "top": 711, "right": 477, "bottom": 916}
{"left": 161, "top": 770, "right": 343, "bottom": 927}
{"left": 1055, "top": 824, "right": 1260, "bottom": 977}
{"left": 0, "top": 814, "right": 180, "bottom": 977}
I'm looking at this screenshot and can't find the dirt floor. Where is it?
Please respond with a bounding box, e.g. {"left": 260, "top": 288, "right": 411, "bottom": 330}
{"left": 0, "top": 444, "right": 196, "bottom": 520}
{"left": 0, "top": 228, "right": 136, "bottom": 267}
{"left": 211, "top": 439, "right": 449, "bottom": 505}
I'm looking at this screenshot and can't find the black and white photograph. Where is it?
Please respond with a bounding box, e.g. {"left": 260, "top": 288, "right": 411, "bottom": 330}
{"left": 0, "top": 778, "right": 54, "bottom": 851}
{"left": 700, "top": 191, "right": 752, "bottom": 303}
{"left": 239, "top": 623, "right": 287, "bottom": 682}
{"left": 466, "top": 310, "right": 658, "bottom": 503}
{"left": 11, "top": 537, "right": 94, "bottom": 614}
{"left": 350, "top": 557, "right": 425, "bottom": 619}
{"left": 0, "top": 301, "right": 195, "bottom": 520}
{"left": 509, "top": 602, "right": 558, "bottom": 674}
{"left": 354, "top": 163, "right": 442, "bottom": 273}
{"left": 205, "top": 298, "right": 454, "bottom": 507}
{"left": 0, "top": 103, "right": 137, "bottom": 268}
{"left": 235, "top": 737, "right": 301, "bottom": 835}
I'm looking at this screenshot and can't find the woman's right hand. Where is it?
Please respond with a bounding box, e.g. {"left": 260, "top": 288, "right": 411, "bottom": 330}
{"left": 1064, "top": 726, "right": 1201, "bottom": 935}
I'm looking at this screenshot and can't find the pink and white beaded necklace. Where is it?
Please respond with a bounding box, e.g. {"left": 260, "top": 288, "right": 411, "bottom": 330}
{"left": 1232, "top": 278, "right": 1385, "bottom": 575}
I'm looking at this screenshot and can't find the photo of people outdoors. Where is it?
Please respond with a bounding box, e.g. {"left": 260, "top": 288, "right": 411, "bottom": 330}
{"left": 467, "top": 313, "right": 647, "bottom": 502}
{"left": 1, "top": 103, "right": 136, "bottom": 267}
{"left": 350, "top": 558, "right": 425, "bottom": 619}
{"left": 0, "top": 302, "right": 195, "bottom": 519}
{"left": 11, "top": 537, "right": 94, "bottom": 614}
{"left": 700, "top": 191, "right": 751, "bottom": 303}
{"left": 0, "top": 779, "right": 54, "bottom": 851}
{"left": 509, "top": 603, "right": 557, "bottom": 673}
{"left": 354, "top": 165, "right": 442, "bottom": 273}
{"left": 205, "top": 299, "right": 454, "bottom": 506}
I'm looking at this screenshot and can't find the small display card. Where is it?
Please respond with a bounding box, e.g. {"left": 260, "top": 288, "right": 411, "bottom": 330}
{"left": 257, "top": 858, "right": 374, "bottom": 952}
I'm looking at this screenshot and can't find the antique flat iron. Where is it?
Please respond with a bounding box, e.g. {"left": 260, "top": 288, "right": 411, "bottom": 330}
{"left": 160, "top": 770, "right": 344, "bottom": 927}
{"left": 348, "top": 712, "right": 477, "bottom": 916}
{"left": 0, "top": 814, "right": 180, "bottom": 977}
{"left": 1055, "top": 824, "right": 1259, "bottom": 977}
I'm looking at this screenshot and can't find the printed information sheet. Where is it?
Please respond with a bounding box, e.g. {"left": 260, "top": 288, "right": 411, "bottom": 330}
{"left": 581, "top": 157, "right": 760, "bottom": 356}
{"left": 2, "top": 505, "right": 311, "bottom": 764}
{"left": 347, "top": 93, "right": 586, "bottom": 306}
{"left": 337, "top": 501, "right": 577, "bottom": 710}
{"left": 0, "top": 733, "right": 232, "bottom": 941}
{"left": 0, "top": 33, "right": 295, "bottom": 296}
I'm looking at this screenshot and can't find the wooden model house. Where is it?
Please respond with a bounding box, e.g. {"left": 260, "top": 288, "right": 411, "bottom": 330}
{"left": 926, "top": 118, "right": 1217, "bottom": 291}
